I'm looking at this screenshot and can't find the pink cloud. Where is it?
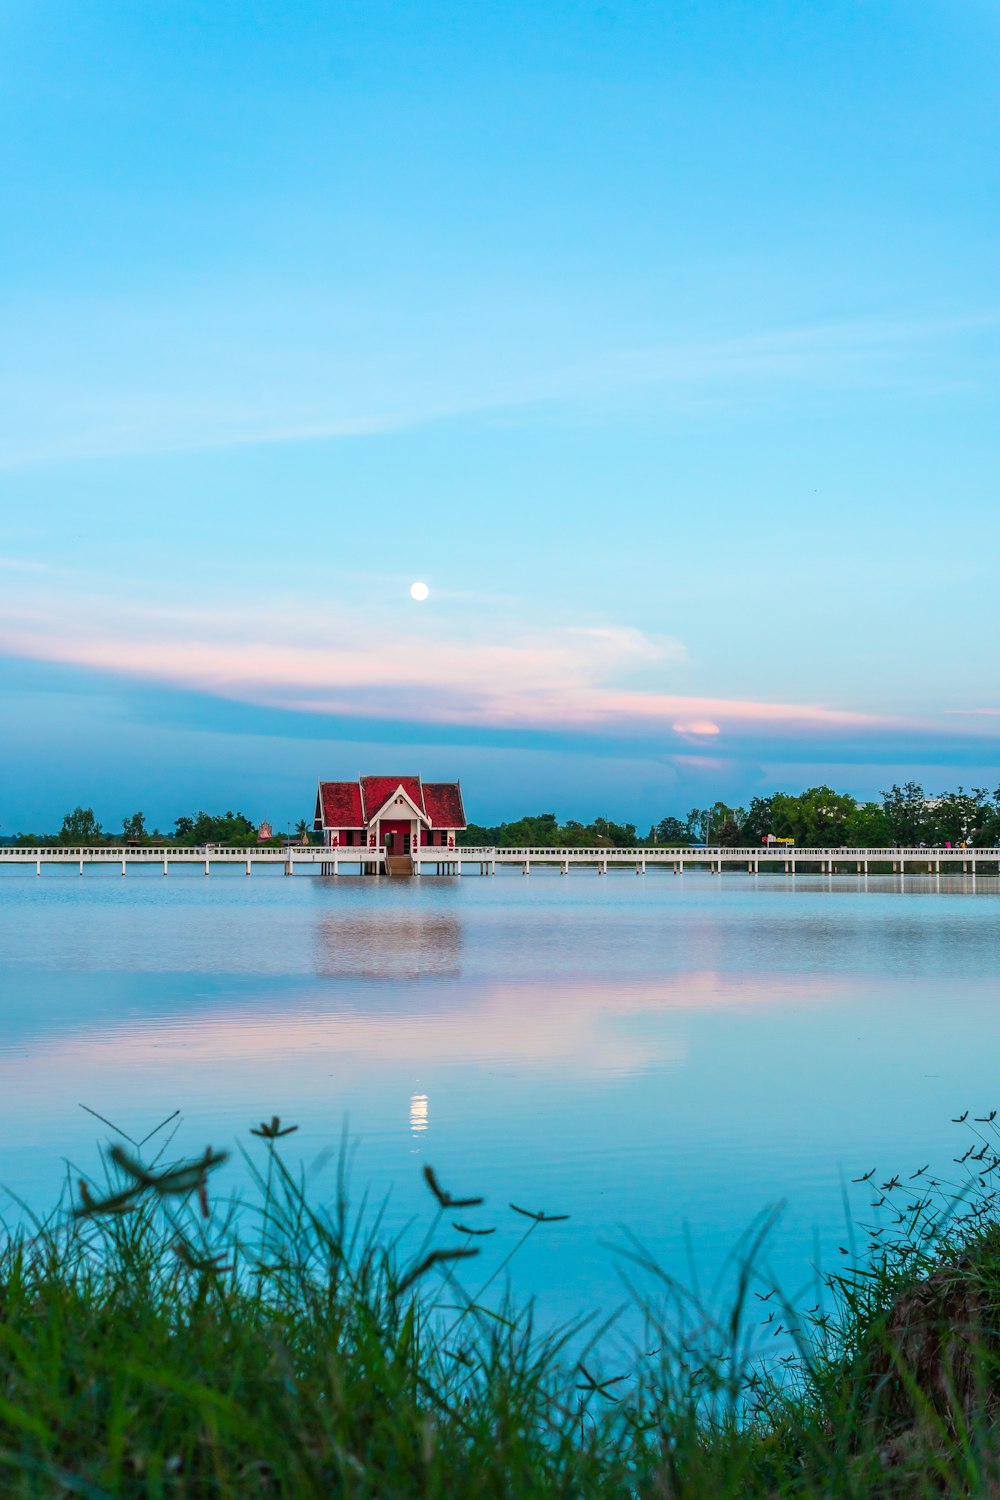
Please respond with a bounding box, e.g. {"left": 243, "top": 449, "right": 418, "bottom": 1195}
{"left": 0, "top": 973, "right": 850, "bottom": 1098}
{"left": 0, "top": 590, "right": 915, "bottom": 741}
{"left": 672, "top": 719, "right": 721, "bottom": 736}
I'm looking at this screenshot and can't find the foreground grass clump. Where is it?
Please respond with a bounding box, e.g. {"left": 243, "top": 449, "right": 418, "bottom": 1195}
{"left": 6, "top": 1116, "right": 1000, "bottom": 1496}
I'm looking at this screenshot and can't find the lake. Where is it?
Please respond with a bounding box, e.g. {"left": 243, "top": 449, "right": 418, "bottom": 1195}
{"left": 0, "top": 866, "right": 997, "bottom": 1337}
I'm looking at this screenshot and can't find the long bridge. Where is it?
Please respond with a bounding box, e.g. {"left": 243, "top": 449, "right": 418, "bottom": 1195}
{"left": 0, "top": 844, "right": 995, "bottom": 877}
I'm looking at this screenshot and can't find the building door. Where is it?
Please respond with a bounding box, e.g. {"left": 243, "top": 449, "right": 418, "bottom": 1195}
{"left": 380, "top": 820, "right": 411, "bottom": 853}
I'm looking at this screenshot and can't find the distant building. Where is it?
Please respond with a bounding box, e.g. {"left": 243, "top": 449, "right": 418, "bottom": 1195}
{"left": 257, "top": 820, "right": 273, "bottom": 841}
{"left": 313, "top": 776, "right": 466, "bottom": 854}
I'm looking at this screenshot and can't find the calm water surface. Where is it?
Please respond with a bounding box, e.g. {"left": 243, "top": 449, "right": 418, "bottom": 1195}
{"left": 0, "top": 867, "right": 997, "bottom": 1329}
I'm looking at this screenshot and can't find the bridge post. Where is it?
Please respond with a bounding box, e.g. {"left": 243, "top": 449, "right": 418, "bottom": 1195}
{"left": 79, "top": 859, "right": 83, "bottom": 876}
{"left": 561, "top": 860, "right": 568, "bottom": 875}
{"left": 599, "top": 860, "right": 607, "bottom": 875}
{"left": 204, "top": 858, "right": 210, "bottom": 876}
{"left": 36, "top": 858, "right": 40, "bottom": 877}
{"left": 163, "top": 858, "right": 168, "bottom": 876}
{"left": 121, "top": 859, "right": 126, "bottom": 877}
{"left": 245, "top": 858, "right": 251, "bottom": 876}
{"left": 522, "top": 860, "right": 529, "bottom": 875}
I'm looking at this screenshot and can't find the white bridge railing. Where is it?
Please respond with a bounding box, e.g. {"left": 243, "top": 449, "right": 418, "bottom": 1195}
{"left": 0, "top": 844, "right": 995, "bottom": 877}
{"left": 422, "top": 845, "right": 995, "bottom": 860}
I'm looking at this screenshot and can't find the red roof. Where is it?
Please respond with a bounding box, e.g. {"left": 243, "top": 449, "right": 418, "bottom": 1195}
{"left": 317, "top": 781, "right": 364, "bottom": 828}
{"left": 423, "top": 782, "right": 466, "bottom": 829}
{"left": 316, "top": 776, "right": 466, "bottom": 829}
{"left": 360, "top": 776, "right": 424, "bottom": 821}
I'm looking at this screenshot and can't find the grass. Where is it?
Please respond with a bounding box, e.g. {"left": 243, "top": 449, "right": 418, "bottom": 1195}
{"left": 4, "top": 1116, "right": 1000, "bottom": 1496}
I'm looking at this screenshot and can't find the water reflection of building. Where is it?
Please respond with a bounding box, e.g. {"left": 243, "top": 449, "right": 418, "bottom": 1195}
{"left": 315, "top": 912, "right": 463, "bottom": 981}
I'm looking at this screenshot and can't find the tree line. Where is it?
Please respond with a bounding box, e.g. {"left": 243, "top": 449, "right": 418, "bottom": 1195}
{"left": 10, "top": 809, "right": 312, "bottom": 847}
{"left": 458, "top": 812, "right": 639, "bottom": 848}
{"left": 10, "top": 780, "right": 1000, "bottom": 849}
{"left": 461, "top": 783, "right": 1000, "bottom": 850}
{"left": 656, "top": 782, "right": 1000, "bottom": 848}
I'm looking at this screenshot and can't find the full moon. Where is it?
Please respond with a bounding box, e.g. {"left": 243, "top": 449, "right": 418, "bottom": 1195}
{"left": 409, "top": 581, "right": 430, "bottom": 601}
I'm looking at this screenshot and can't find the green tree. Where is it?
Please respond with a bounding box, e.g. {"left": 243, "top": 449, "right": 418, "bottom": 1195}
{"left": 458, "top": 812, "right": 638, "bottom": 848}
{"left": 931, "top": 787, "right": 991, "bottom": 845}
{"left": 655, "top": 815, "right": 688, "bottom": 843}
{"left": 172, "top": 811, "right": 257, "bottom": 846}
{"left": 59, "top": 807, "right": 102, "bottom": 844}
{"left": 686, "top": 803, "right": 745, "bottom": 843}
{"left": 590, "top": 817, "right": 638, "bottom": 846}
{"left": 121, "top": 811, "right": 147, "bottom": 842}
{"left": 741, "top": 796, "right": 775, "bottom": 844}
{"left": 881, "top": 782, "right": 930, "bottom": 845}
{"left": 975, "top": 789, "right": 1000, "bottom": 846}
{"left": 685, "top": 808, "right": 709, "bottom": 842}
{"left": 843, "top": 801, "right": 892, "bottom": 846}
{"left": 770, "top": 786, "right": 857, "bottom": 846}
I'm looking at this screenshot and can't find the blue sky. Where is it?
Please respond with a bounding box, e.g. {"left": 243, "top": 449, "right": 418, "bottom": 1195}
{"left": 1, "top": 0, "right": 999, "bottom": 832}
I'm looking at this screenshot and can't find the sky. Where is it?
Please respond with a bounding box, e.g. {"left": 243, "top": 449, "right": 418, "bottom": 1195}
{"left": 1, "top": 0, "right": 999, "bottom": 834}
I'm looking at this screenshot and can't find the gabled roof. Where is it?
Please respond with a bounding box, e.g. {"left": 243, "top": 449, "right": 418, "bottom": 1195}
{"left": 315, "top": 776, "right": 467, "bottom": 829}
{"left": 423, "top": 782, "right": 466, "bottom": 829}
{"left": 316, "top": 780, "right": 364, "bottom": 829}
{"left": 360, "top": 776, "right": 424, "bottom": 822}
{"left": 367, "top": 782, "right": 430, "bottom": 826}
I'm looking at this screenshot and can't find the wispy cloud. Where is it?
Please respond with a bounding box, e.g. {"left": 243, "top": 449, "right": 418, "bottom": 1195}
{"left": 0, "top": 586, "right": 897, "bottom": 742}
{"left": 1, "top": 300, "right": 996, "bottom": 467}
{"left": 2, "top": 973, "right": 849, "bottom": 1084}
{"left": 672, "top": 719, "right": 721, "bottom": 737}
